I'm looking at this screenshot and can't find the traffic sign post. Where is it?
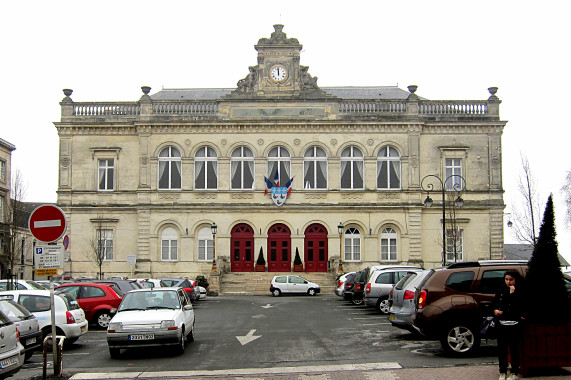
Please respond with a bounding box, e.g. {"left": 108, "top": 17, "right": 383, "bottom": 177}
{"left": 28, "top": 205, "right": 67, "bottom": 243}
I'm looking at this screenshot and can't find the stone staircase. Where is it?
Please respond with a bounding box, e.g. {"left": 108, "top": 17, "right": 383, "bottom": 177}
{"left": 219, "top": 271, "right": 337, "bottom": 296}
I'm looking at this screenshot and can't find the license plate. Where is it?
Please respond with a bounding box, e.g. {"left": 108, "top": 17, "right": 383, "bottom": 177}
{"left": 0, "top": 355, "right": 19, "bottom": 369}
{"left": 129, "top": 334, "right": 154, "bottom": 340}
{"left": 26, "top": 337, "right": 36, "bottom": 346}
{"left": 389, "top": 314, "right": 396, "bottom": 321}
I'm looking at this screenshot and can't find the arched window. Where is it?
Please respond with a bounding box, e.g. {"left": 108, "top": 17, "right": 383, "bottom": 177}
{"left": 267, "top": 146, "right": 291, "bottom": 185}
{"left": 195, "top": 146, "right": 217, "bottom": 189}
{"left": 197, "top": 226, "right": 214, "bottom": 261}
{"left": 158, "top": 147, "right": 182, "bottom": 190}
{"left": 303, "top": 146, "right": 327, "bottom": 189}
{"left": 161, "top": 227, "right": 178, "bottom": 261}
{"left": 344, "top": 227, "right": 361, "bottom": 262}
{"left": 231, "top": 146, "right": 255, "bottom": 189}
{"left": 377, "top": 146, "right": 401, "bottom": 189}
{"left": 340, "top": 146, "right": 364, "bottom": 189}
{"left": 381, "top": 227, "right": 398, "bottom": 261}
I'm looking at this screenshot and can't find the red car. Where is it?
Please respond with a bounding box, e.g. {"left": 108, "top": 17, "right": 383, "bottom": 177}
{"left": 55, "top": 283, "right": 122, "bottom": 329}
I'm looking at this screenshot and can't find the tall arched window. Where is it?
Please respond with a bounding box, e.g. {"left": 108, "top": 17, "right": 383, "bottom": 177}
{"left": 161, "top": 227, "right": 178, "bottom": 261}
{"left": 158, "top": 146, "right": 182, "bottom": 190}
{"left": 197, "top": 226, "right": 214, "bottom": 261}
{"left": 195, "top": 146, "right": 217, "bottom": 189}
{"left": 381, "top": 227, "right": 398, "bottom": 261}
{"left": 377, "top": 146, "right": 401, "bottom": 189}
{"left": 231, "top": 146, "right": 255, "bottom": 189}
{"left": 303, "top": 146, "right": 327, "bottom": 189}
{"left": 267, "top": 146, "right": 291, "bottom": 185}
{"left": 344, "top": 227, "right": 361, "bottom": 262}
{"left": 340, "top": 146, "right": 364, "bottom": 189}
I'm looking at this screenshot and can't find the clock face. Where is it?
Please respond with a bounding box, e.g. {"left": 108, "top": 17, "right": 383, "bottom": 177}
{"left": 270, "top": 65, "right": 288, "bottom": 83}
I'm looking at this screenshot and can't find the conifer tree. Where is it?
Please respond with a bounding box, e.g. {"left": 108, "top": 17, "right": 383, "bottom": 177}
{"left": 526, "top": 194, "right": 569, "bottom": 323}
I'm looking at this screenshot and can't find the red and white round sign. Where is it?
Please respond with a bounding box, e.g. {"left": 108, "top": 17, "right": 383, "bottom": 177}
{"left": 28, "top": 205, "right": 67, "bottom": 243}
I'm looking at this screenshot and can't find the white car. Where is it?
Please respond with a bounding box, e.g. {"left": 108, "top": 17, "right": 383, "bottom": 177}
{"left": 0, "top": 290, "right": 88, "bottom": 344}
{"left": 107, "top": 287, "right": 195, "bottom": 358}
{"left": 270, "top": 275, "right": 320, "bottom": 296}
{"left": 0, "top": 280, "right": 47, "bottom": 291}
{"left": 335, "top": 271, "right": 357, "bottom": 297}
{"left": 0, "top": 310, "right": 24, "bottom": 378}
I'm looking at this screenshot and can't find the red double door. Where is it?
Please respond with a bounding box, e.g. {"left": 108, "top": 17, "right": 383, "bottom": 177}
{"left": 268, "top": 224, "right": 291, "bottom": 272}
{"left": 230, "top": 224, "right": 254, "bottom": 272}
{"left": 304, "top": 224, "right": 328, "bottom": 272}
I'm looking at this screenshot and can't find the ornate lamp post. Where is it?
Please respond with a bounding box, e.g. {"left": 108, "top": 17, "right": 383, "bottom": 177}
{"left": 337, "top": 222, "right": 344, "bottom": 273}
{"left": 211, "top": 222, "right": 218, "bottom": 273}
{"left": 421, "top": 174, "right": 466, "bottom": 266}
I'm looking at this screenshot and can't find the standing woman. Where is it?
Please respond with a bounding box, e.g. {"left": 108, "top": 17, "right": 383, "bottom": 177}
{"left": 493, "top": 270, "right": 525, "bottom": 380}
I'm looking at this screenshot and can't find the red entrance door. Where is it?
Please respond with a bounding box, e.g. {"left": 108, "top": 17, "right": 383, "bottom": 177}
{"left": 304, "top": 223, "right": 328, "bottom": 272}
{"left": 267, "top": 224, "right": 291, "bottom": 272}
{"left": 230, "top": 224, "right": 254, "bottom": 272}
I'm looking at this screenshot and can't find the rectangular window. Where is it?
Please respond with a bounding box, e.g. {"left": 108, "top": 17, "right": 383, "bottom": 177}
{"left": 0, "top": 195, "right": 4, "bottom": 223}
{"left": 381, "top": 238, "right": 397, "bottom": 261}
{"left": 96, "top": 229, "right": 114, "bottom": 261}
{"left": 0, "top": 160, "right": 5, "bottom": 182}
{"left": 446, "top": 228, "right": 463, "bottom": 262}
{"left": 98, "top": 159, "right": 114, "bottom": 191}
{"left": 162, "top": 239, "right": 178, "bottom": 261}
{"left": 198, "top": 239, "right": 213, "bottom": 261}
{"left": 445, "top": 158, "right": 463, "bottom": 190}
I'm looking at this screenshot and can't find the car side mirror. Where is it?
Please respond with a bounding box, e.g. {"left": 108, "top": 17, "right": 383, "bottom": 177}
{"left": 183, "top": 305, "right": 193, "bottom": 311}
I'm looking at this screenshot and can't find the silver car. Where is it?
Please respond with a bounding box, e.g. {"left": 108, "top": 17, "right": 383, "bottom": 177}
{"left": 107, "top": 287, "right": 195, "bottom": 358}
{"left": 363, "top": 266, "right": 423, "bottom": 314}
{"left": 388, "top": 269, "right": 432, "bottom": 331}
{"left": 0, "top": 300, "right": 41, "bottom": 361}
{"left": 0, "top": 309, "right": 24, "bottom": 378}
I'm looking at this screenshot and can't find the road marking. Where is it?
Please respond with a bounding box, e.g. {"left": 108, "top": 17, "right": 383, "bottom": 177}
{"left": 261, "top": 303, "right": 273, "bottom": 309}
{"left": 69, "top": 362, "right": 402, "bottom": 379}
{"left": 236, "top": 329, "right": 261, "bottom": 345}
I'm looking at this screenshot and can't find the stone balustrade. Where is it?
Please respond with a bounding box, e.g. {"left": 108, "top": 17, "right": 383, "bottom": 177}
{"left": 153, "top": 101, "right": 219, "bottom": 115}
{"left": 73, "top": 102, "right": 140, "bottom": 116}
{"left": 419, "top": 101, "right": 489, "bottom": 115}
{"left": 338, "top": 100, "right": 407, "bottom": 114}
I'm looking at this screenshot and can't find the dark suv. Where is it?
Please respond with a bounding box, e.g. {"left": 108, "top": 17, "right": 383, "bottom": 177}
{"left": 412, "top": 260, "right": 529, "bottom": 356}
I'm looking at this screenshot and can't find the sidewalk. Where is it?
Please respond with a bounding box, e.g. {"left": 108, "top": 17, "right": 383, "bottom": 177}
{"left": 63, "top": 364, "right": 571, "bottom": 380}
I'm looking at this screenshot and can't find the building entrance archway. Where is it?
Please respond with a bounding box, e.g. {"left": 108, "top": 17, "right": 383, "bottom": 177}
{"left": 304, "top": 223, "right": 328, "bottom": 272}
{"left": 230, "top": 223, "right": 254, "bottom": 272}
{"left": 267, "top": 223, "right": 291, "bottom": 272}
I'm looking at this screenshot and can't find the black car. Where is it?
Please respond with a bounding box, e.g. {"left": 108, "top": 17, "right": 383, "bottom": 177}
{"left": 343, "top": 271, "right": 362, "bottom": 304}
{"left": 159, "top": 278, "right": 199, "bottom": 302}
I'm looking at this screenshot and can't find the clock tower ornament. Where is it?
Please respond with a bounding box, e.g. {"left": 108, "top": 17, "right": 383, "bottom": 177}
{"left": 232, "top": 24, "right": 326, "bottom": 98}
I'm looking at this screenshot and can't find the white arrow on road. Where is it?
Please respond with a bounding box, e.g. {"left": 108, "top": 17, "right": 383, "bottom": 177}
{"left": 261, "top": 304, "right": 273, "bottom": 309}
{"left": 236, "top": 329, "right": 261, "bottom": 345}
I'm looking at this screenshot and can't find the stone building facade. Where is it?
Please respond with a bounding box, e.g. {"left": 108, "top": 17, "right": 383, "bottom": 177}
{"left": 55, "top": 25, "right": 506, "bottom": 281}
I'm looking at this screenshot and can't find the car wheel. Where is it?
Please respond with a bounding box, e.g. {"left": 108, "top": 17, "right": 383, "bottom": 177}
{"left": 351, "top": 296, "right": 364, "bottom": 305}
{"left": 109, "top": 347, "right": 121, "bottom": 359}
{"left": 95, "top": 310, "right": 112, "bottom": 330}
{"left": 272, "top": 289, "right": 281, "bottom": 297}
{"left": 188, "top": 324, "right": 195, "bottom": 342}
{"left": 440, "top": 323, "right": 480, "bottom": 356}
{"left": 308, "top": 288, "right": 316, "bottom": 296}
{"left": 377, "top": 298, "right": 390, "bottom": 314}
{"left": 174, "top": 330, "right": 185, "bottom": 355}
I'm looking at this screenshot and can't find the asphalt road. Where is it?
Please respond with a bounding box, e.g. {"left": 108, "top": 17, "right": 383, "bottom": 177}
{"left": 13, "top": 295, "right": 499, "bottom": 379}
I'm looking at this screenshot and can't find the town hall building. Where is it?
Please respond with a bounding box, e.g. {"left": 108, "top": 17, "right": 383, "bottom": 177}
{"left": 54, "top": 25, "right": 506, "bottom": 290}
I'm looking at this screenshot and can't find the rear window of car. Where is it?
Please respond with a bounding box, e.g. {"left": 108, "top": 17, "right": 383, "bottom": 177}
{"left": 161, "top": 279, "right": 178, "bottom": 287}
{"left": 57, "top": 293, "right": 80, "bottom": 310}
{"left": 0, "top": 310, "right": 12, "bottom": 326}
{"left": 395, "top": 272, "right": 417, "bottom": 290}
{"left": 445, "top": 271, "right": 475, "bottom": 292}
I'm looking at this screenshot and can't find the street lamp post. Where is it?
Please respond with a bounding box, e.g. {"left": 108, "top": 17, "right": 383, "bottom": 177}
{"left": 211, "top": 222, "right": 218, "bottom": 273}
{"left": 421, "top": 174, "right": 466, "bottom": 266}
{"left": 337, "top": 222, "right": 344, "bottom": 273}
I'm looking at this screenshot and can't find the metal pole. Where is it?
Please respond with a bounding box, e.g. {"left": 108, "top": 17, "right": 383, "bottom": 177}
{"left": 50, "top": 280, "right": 57, "bottom": 375}
{"left": 441, "top": 188, "right": 446, "bottom": 267}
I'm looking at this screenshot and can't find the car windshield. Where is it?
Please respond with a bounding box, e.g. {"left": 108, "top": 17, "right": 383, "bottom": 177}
{"left": 119, "top": 291, "right": 180, "bottom": 311}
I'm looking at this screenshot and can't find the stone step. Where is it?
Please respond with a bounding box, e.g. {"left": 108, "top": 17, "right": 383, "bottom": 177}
{"left": 219, "top": 272, "right": 336, "bottom": 296}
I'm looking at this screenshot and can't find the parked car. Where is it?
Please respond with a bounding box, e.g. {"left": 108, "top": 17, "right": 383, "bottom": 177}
{"left": 335, "top": 271, "right": 357, "bottom": 297}
{"left": 0, "top": 309, "right": 24, "bottom": 378}
{"left": 159, "top": 278, "right": 199, "bottom": 302}
{"left": 90, "top": 280, "right": 142, "bottom": 296}
{"left": 364, "top": 266, "right": 423, "bottom": 313}
{"left": 0, "top": 290, "right": 88, "bottom": 344}
{"left": 388, "top": 270, "right": 433, "bottom": 332}
{"left": 107, "top": 287, "right": 195, "bottom": 358}
{"left": 0, "top": 279, "right": 47, "bottom": 291}
{"left": 0, "top": 300, "right": 41, "bottom": 361}
{"left": 55, "top": 283, "right": 123, "bottom": 329}
{"left": 133, "top": 279, "right": 168, "bottom": 289}
{"left": 270, "top": 275, "right": 320, "bottom": 296}
{"left": 412, "top": 260, "right": 530, "bottom": 356}
{"left": 343, "top": 272, "right": 360, "bottom": 303}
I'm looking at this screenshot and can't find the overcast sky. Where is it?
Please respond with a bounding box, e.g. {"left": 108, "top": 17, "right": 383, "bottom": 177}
{"left": 2, "top": 0, "right": 570, "bottom": 264}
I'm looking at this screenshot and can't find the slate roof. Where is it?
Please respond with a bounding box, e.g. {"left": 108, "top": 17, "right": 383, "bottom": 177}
{"left": 504, "top": 243, "right": 570, "bottom": 266}
{"left": 150, "top": 86, "right": 414, "bottom": 101}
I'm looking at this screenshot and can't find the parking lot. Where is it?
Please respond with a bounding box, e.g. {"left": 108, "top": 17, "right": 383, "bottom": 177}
{"left": 13, "top": 294, "right": 499, "bottom": 379}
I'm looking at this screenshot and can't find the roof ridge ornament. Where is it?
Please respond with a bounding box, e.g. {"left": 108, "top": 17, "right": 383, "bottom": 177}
{"left": 257, "top": 24, "right": 300, "bottom": 46}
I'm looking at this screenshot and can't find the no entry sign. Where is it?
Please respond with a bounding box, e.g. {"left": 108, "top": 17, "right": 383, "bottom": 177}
{"left": 28, "top": 205, "right": 67, "bottom": 243}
